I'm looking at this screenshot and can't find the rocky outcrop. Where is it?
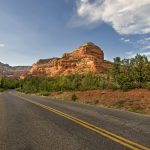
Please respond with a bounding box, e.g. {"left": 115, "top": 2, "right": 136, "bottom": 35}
{"left": 0, "top": 62, "right": 31, "bottom": 78}
{"left": 29, "top": 42, "right": 112, "bottom": 76}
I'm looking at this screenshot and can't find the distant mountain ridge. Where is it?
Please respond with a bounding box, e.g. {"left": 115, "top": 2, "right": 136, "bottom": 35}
{"left": 0, "top": 62, "right": 31, "bottom": 78}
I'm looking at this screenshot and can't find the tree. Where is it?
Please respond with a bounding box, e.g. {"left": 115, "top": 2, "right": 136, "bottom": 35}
{"left": 130, "top": 54, "right": 150, "bottom": 87}
{"left": 112, "top": 54, "right": 150, "bottom": 90}
{"left": 112, "top": 57, "right": 122, "bottom": 82}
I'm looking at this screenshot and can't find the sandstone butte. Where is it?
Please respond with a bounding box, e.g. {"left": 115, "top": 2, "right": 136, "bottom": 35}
{"left": 28, "top": 42, "right": 112, "bottom": 77}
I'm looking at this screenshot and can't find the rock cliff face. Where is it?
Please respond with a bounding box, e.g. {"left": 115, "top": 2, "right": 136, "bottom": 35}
{"left": 0, "top": 62, "right": 31, "bottom": 78}
{"left": 29, "top": 43, "right": 112, "bottom": 76}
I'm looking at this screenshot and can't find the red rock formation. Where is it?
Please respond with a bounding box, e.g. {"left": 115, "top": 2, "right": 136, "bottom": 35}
{"left": 0, "top": 62, "right": 30, "bottom": 78}
{"left": 28, "top": 43, "right": 112, "bottom": 76}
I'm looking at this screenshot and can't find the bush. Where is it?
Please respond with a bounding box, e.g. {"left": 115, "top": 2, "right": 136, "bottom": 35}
{"left": 72, "top": 94, "right": 77, "bottom": 102}
{"left": 39, "top": 91, "right": 50, "bottom": 96}
{"left": 143, "top": 82, "right": 150, "bottom": 90}
{"left": 57, "top": 91, "right": 63, "bottom": 95}
{"left": 0, "top": 88, "right": 5, "bottom": 92}
{"left": 108, "top": 82, "right": 120, "bottom": 90}
{"left": 0, "top": 77, "right": 19, "bottom": 89}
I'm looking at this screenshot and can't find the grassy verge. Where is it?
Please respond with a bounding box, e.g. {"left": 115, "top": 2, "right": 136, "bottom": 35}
{"left": 47, "top": 89, "right": 150, "bottom": 115}
{"left": 17, "top": 87, "right": 150, "bottom": 115}
{"left": 0, "top": 88, "right": 5, "bottom": 92}
{"left": 112, "top": 99, "right": 145, "bottom": 114}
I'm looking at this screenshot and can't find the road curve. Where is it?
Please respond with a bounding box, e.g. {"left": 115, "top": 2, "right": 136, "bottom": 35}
{"left": 0, "top": 91, "right": 150, "bottom": 150}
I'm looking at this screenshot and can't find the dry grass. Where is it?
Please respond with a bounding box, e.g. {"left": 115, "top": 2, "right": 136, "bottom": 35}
{"left": 50, "top": 89, "right": 150, "bottom": 115}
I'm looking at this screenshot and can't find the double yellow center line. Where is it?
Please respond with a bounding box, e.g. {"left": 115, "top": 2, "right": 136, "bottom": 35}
{"left": 11, "top": 93, "right": 150, "bottom": 150}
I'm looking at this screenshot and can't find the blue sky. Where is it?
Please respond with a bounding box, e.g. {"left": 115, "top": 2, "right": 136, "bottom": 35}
{"left": 0, "top": 0, "right": 150, "bottom": 66}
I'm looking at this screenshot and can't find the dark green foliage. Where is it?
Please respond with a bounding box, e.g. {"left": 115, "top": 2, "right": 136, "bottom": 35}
{"left": 107, "top": 82, "right": 120, "bottom": 90}
{"left": 112, "top": 54, "right": 150, "bottom": 90}
{"left": 80, "top": 73, "right": 98, "bottom": 90}
{"left": 17, "top": 73, "right": 115, "bottom": 94}
{"left": 0, "top": 77, "right": 19, "bottom": 90}
{"left": 72, "top": 94, "right": 77, "bottom": 102}
{"left": 143, "top": 82, "right": 150, "bottom": 90}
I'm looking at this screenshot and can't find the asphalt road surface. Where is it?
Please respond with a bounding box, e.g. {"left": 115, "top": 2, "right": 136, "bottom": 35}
{"left": 0, "top": 91, "right": 150, "bottom": 150}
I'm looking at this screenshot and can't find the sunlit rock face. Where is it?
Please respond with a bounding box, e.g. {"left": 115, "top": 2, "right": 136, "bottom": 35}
{"left": 29, "top": 43, "right": 112, "bottom": 76}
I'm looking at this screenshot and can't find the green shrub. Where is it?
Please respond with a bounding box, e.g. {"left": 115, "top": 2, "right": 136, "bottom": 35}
{"left": 72, "top": 94, "right": 77, "bottom": 102}
{"left": 57, "top": 91, "right": 63, "bottom": 95}
{"left": 143, "top": 82, "right": 150, "bottom": 90}
{"left": 0, "top": 88, "right": 5, "bottom": 92}
{"left": 108, "top": 82, "right": 120, "bottom": 90}
{"left": 24, "top": 91, "right": 30, "bottom": 94}
{"left": 98, "top": 81, "right": 108, "bottom": 89}
{"left": 39, "top": 91, "right": 50, "bottom": 96}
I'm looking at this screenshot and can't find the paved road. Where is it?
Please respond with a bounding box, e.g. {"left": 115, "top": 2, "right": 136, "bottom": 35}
{"left": 0, "top": 91, "right": 150, "bottom": 150}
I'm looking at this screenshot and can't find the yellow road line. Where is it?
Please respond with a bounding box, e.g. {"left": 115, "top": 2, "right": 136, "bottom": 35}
{"left": 11, "top": 93, "right": 150, "bottom": 150}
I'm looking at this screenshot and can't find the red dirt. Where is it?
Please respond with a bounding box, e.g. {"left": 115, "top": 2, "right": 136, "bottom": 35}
{"left": 50, "top": 89, "right": 150, "bottom": 115}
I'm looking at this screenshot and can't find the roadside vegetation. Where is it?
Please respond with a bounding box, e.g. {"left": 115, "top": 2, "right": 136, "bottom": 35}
{"left": 0, "top": 54, "right": 150, "bottom": 114}
{"left": 16, "top": 54, "right": 150, "bottom": 94}
{"left": 0, "top": 77, "right": 19, "bottom": 91}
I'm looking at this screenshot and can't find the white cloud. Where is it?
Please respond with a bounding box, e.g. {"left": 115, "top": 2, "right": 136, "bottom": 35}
{"left": 133, "top": 37, "right": 150, "bottom": 51}
{"left": 145, "top": 37, "right": 150, "bottom": 41}
{"left": 120, "top": 37, "right": 131, "bottom": 43}
{"left": 126, "top": 51, "right": 136, "bottom": 58}
{"left": 80, "top": 0, "right": 89, "bottom": 2}
{"left": 140, "top": 51, "right": 150, "bottom": 57}
{"left": 138, "top": 51, "right": 150, "bottom": 59}
{"left": 75, "top": 0, "right": 150, "bottom": 35}
{"left": 0, "top": 43, "right": 5, "bottom": 48}
{"left": 143, "top": 45, "right": 150, "bottom": 50}
{"left": 126, "top": 50, "right": 150, "bottom": 59}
